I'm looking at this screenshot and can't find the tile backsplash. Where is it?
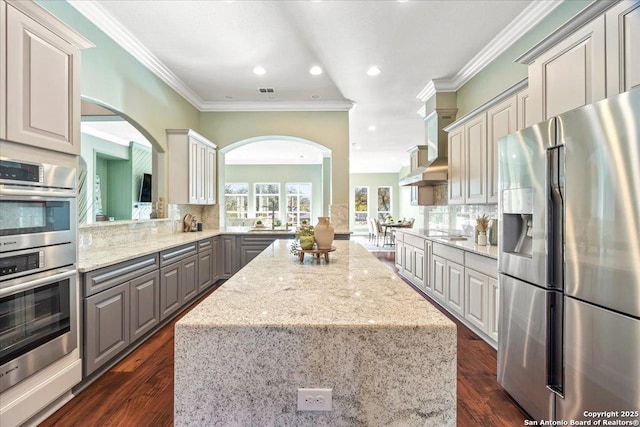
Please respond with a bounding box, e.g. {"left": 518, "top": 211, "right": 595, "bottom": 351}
{"left": 423, "top": 204, "right": 498, "bottom": 238}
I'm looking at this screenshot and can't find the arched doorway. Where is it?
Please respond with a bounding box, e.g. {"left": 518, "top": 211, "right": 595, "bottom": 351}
{"left": 219, "top": 136, "right": 331, "bottom": 227}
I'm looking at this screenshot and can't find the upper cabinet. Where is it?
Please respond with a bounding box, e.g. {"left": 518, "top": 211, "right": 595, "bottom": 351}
{"left": 527, "top": 15, "right": 606, "bottom": 123}
{"left": 606, "top": 0, "right": 640, "bottom": 95}
{"left": 167, "top": 129, "right": 217, "bottom": 205}
{"left": 2, "top": 0, "right": 92, "bottom": 154}
{"left": 520, "top": 1, "right": 639, "bottom": 121}
{"left": 447, "top": 83, "right": 523, "bottom": 205}
{"left": 486, "top": 96, "right": 517, "bottom": 204}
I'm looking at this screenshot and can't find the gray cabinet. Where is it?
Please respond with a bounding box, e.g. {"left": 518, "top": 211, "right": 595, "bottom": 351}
{"left": 130, "top": 271, "right": 160, "bottom": 342}
{"left": 160, "top": 262, "right": 181, "bottom": 321}
{"left": 85, "top": 282, "right": 130, "bottom": 376}
{"left": 239, "top": 234, "right": 293, "bottom": 267}
{"left": 198, "top": 248, "right": 213, "bottom": 292}
{"left": 182, "top": 255, "right": 198, "bottom": 303}
{"left": 212, "top": 236, "right": 220, "bottom": 281}
{"left": 83, "top": 254, "right": 160, "bottom": 376}
{"left": 219, "top": 235, "right": 237, "bottom": 278}
{"left": 159, "top": 243, "right": 197, "bottom": 321}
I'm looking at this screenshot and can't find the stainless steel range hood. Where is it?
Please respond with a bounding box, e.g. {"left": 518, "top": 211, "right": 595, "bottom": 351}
{"left": 398, "top": 156, "right": 448, "bottom": 186}
{"left": 399, "top": 107, "right": 457, "bottom": 186}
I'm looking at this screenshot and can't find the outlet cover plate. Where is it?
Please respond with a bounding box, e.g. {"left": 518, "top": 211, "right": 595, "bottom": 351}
{"left": 297, "top": 388, "right": 332, "bottom": 411}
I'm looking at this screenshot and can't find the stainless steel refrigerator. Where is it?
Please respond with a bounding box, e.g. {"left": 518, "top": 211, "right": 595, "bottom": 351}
{"left": 497, "top": 87, "right": 640, "bottom": 421}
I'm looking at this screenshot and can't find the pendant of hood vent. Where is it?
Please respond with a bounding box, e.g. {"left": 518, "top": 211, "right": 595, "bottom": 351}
{"left": 399, "top": 108, "right": 457, "bottom": 187}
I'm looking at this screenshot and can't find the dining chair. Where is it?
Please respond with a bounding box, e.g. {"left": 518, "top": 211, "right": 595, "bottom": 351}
{"left": 407, "top": 218, "right": 415, "bottom": 228}
{"left": 367, "top": 217, "right": 375, "bottom": 242}
{"left": 372, "top": 218, "right": 383, "bottom": 246}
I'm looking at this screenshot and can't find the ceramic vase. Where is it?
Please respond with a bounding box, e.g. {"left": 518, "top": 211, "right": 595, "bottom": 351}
{"left": 477, "top": 231, "right": 487, "bottom": 246}
{"left": 299, "top": 235, "right": 315, "bottom": 250}
{"left": 314, "top": 217, "right": 335, "bottom": 249}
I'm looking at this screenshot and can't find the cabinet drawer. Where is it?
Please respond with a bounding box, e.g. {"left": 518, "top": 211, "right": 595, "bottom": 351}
{"left": 432, "top": 242, "right": 465, "bottom": 264}
{"left": 465, "top": 252, "right": 497, "bottom": 278}
{"left": 404, "top": 233, "right": 425, "bottom": 248}
{"left": 160, "top": 243, "right": 197, "bottom": 266}
{"left": 84, "top": 254, "right": 159, "bottom": 297}
{"left": 394, "top": 231, "right": 405, "bottom": 242}
{"left": 198, "top": 238, "right": 213, "bottom": 251}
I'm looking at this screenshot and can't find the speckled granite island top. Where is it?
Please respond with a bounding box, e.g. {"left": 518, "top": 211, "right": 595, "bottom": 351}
{"left": 174, "top": 240, "right": 457, "bottom": 426}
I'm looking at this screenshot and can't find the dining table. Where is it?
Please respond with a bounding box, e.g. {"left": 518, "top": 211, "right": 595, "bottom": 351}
{"left": 382, "top": 221, "right": 412, "bottom": 246}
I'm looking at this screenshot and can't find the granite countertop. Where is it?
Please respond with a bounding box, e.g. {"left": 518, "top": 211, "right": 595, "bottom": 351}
{"left": 398, "top": 228, "right": 499, "bottom": 259}
{"left": 78, "top": 230, "right": 221, "bottom": 272}
{"left": 178, "top": 240, "right": 455, "bottom": 328}
{"left": 78, "top": 227, "right": 353, "bottom": 273}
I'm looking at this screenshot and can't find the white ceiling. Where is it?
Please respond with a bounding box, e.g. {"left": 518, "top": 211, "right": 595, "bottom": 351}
{"left": 81, "top": 120, "right": 153, "bottom": 148}
{"left": 70, "top": 0, "right": 554, "bottom": 174}
{"left": 225, "top": 140, "right": 326, "bottom": 165}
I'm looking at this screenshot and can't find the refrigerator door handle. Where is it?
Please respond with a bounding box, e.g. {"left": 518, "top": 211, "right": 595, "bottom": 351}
{"left": 546, "top": 144, "right": 565, "bottom": 398}
{"left": 546, "top": 144, "right": 565, "bottom": 290}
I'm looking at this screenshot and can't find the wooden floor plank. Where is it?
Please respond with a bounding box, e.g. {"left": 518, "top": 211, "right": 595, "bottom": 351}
{"left": 41, "top": 256, "right": 528, "bottom": 426}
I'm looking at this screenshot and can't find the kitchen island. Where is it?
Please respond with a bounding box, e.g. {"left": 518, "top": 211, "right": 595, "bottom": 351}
{"left": 174, "top": 240, "right": 456, "bottom": 426}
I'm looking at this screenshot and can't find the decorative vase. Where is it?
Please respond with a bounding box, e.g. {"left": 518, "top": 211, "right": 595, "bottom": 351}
{"left": 299, "top": 235, "right": 315, "bottom": 250}
{"left": 477, "top": 231, "right": 487, "bottom": 246}
{"left": 314, "top": 217, "right": 335, "bottom": 249}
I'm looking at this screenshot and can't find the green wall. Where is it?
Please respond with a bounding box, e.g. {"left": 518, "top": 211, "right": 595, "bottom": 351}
{"left": 349, "top": 173, "right": 400, "bottom": 232}
{"left": 455, "top": 1, "right": 593, "bottom": 116}
{"left": 225, "top": 164, "right": 324, "bottom": 222}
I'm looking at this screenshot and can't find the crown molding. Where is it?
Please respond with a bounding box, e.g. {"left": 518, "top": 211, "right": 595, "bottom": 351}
{"left": 8, "top": 0, "right": 93, "bottom": 49}
{"left": 199, "top": 100, "right": 355, "bottom": 112}
{"left": 67, "top": 0, "right": 204, "bottom": 109}
{"left": 416, "top": 105, "right": 427, "bottom": 118}
{"left": 516, "top": 0, "right": 619, "bottom": 65}
{"left": 416, "top": 0, "right": 562, "bottom": 103}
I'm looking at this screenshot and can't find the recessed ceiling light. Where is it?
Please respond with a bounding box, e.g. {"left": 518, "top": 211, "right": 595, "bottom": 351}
{"left": 253, "top": 66, "right": 266, "bottom": 75}
{"left": 367, "top": 66, "right": 381, "bottom": 76}
{"left": 311, "top": 95, "right": 321, "bottom": 99}
{"left": 368, "top": 125, "right": 376, "bottom": 131}
{"left": 309, "top": 66, "right": 323, "bottom": 75}
{"left": 224, "top": 95, "right": 234, "bottom": 100}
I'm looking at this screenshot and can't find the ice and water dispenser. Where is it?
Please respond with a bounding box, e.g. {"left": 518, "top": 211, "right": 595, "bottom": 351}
{"left": 501, "top": 188, "right": 534, "bottom": 258}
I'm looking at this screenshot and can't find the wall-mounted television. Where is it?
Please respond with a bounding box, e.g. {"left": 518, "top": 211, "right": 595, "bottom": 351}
{"left": 138, "top": 173, "right": 152, "bottom": 203}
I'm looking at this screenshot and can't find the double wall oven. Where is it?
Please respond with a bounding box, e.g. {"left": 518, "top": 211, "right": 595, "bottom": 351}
{"left": 0, "top": 158, "right": 78, "bottom": 392}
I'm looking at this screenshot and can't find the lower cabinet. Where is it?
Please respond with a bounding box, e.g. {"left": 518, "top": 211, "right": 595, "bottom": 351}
{"left": 84, "top": 270, "right": 160, "bottom": 376}
{"left": 130, "top": 271, "right": 160, "bottom": 342}
{"left": 198, "top": 248, "right": 213, "bottom": 293}
{"left": 445, "top": 261, "right": 465, "bottom": 316}
{"left": 85, "top": 283, "right": 130, "bottom": 376}
{"left": 427, "top": 242, "right": 499, "bottom": 347}
{"left": 83, "top": 237, "right": 220, "bottom": 379}
{"left": 160, "top": 254, "right": 198, "bottom": 321}
{"left": 464, "top": 268, "right": 490, "bottom": 333}
{"left": 219, "top": 235, "right": 237, "bottom": 278}
{"left": 396, "top": 231, "right": 427, "bottom": 292}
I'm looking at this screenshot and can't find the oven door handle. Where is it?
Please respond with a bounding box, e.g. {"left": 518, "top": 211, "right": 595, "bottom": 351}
{"left": 0, "top": 269, "right": 76, "bottom": 298}
{"left": 0, "top": 184, "right": 76, "bottom": 198}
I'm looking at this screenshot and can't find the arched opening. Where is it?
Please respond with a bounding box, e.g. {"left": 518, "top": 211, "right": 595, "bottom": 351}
{"left": 79, "top": 97, "right": 165, "bottom": 224}
{"left": 219, "top": 136, "right": 331, "bottom": 228}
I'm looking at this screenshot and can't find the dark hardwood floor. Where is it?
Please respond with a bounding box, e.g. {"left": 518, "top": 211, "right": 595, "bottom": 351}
{"left": 41, "top": 252, "right": 528, "bottom": 427}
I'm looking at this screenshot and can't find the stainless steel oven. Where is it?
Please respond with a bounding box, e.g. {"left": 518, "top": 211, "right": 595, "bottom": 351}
{"left": 0, "top": 158, "right": 76, "bottom": 252}
{"left": 0, "top": 157, "right": 78, "bottom": 393}
{"left": 0, "top": 266, "right": 77, "bottom": 392}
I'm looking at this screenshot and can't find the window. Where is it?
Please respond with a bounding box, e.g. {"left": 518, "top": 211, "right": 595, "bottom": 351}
{"left": 224, "top": 183, "right": 248, "bottom": 219}
{"left": 354, "top": 186, "right": 368, "bottom": 225}
{"left": 286, "top": 183, "right": 311, "bottom": 226}
{"left": 377, "top": 186, "right": 391, "bottom": 221}
{"left": 255, "top": 183, "right": 280, "bottom": 223}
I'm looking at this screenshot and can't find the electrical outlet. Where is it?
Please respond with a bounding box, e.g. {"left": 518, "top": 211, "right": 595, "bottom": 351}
{"left": 297, "top": 388, "right": 332, "bottom": 411}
